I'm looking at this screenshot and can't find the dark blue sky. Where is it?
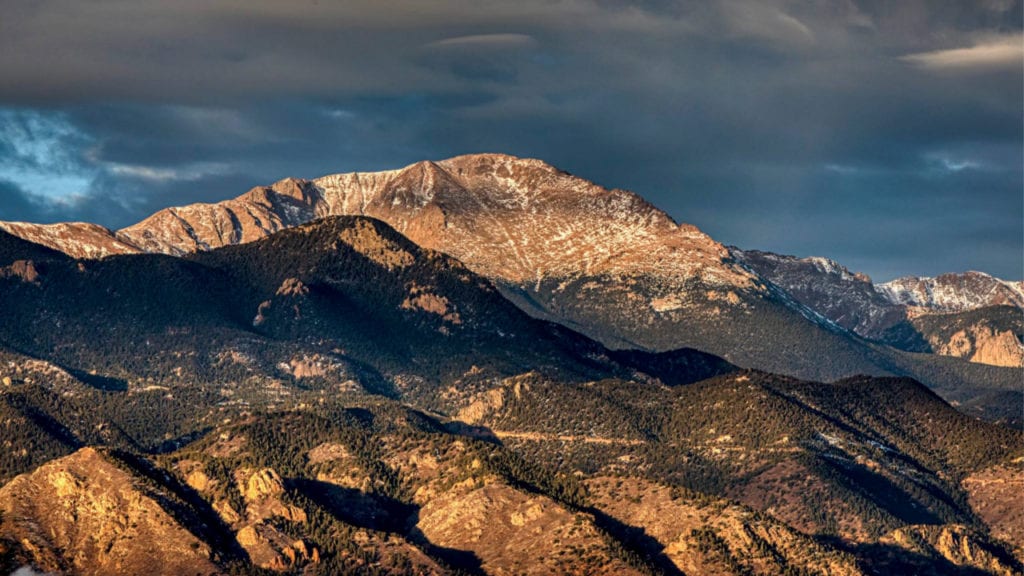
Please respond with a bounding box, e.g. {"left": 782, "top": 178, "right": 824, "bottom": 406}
{"left": 0, "top": 0, "right": 1021, "bottom": 281}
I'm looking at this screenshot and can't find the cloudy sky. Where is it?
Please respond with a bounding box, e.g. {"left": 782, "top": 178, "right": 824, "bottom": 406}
{"left": 0, "top": 0, "right": 1020, "bottom": 281}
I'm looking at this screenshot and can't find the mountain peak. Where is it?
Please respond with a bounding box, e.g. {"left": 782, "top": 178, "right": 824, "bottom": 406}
{"left": 305, "top": 155, "right": 741, "bottom": 285}
{"left": 0, "top": 154, "right": 741, "bottom": 286}
{"left": 437, "top": 152, "right": 565, "bottom": 177}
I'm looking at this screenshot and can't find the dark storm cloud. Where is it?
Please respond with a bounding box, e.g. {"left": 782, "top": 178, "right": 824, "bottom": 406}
{"left": 0, "top": 0, "right": 1020, "bottom": 280}
{"left": 0, "top": 180, "right": 48, "bottom": 222}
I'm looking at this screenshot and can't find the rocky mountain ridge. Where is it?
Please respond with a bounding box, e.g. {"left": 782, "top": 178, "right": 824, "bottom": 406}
{"left": 2, "top": 154, "right": 759, "bottom": 289}
{"left": 0, "top": 447, "right": 221, "bottom": 576}
{"left": 730, "top": 249, "right": 905, "bottom": 338}
{"left": 879, "top": 272, "right": 1024, "bottom": 313}
{"left": 734, "top": 250, "right": 1024, "bottom": 368}
{"left": 733, "top": 251, "right": 1023, "bottom": 326}
{"left": 3, "top": 367, "right": 1020, "bottom": 575}
{"left": 1, "top": 153, "right": 1020, "bottom": 394}
{"left": 4, "top": 155, "right": 1017, "bottom": 314}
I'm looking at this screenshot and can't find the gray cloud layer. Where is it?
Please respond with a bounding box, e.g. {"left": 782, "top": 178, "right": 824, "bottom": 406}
{"left": 0, "top": 0, "right": 1020, "bottom": 280}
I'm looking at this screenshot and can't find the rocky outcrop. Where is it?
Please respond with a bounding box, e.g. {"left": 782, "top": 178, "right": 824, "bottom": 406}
{"left": 931, "top": 325, "right": 1024, "bottom": 367}
{"left": 175, "top": 460, "right": 320, "bottom": 571}
{"left": 285, "top": 354, "right": 334, "bottom": 379}
{"left": 880, "top": 524, "right": 1021, "bottom": 576}
{"left": 235, "top": 523, "right": 318, "bottom": 572}
{"left": 417, "top": 480, "right": 641, "bottom": 575}
{"left": 905, "top": 306, "right": 1024, "bottom": 367}
{"left": 401, "top": 285, "right": 462, "bottom": 325}
{"left": 230, "top": 467, "right": 316, "bottom": 571}
{"left": 275, "top": 277, "right": 309, "bottom": 297}
{"left": 0, "top": 447, "right": 219, "bottom": 576}
{"left": 587, "top": 476, "right": 864, "bottom": 576}
{"left": 240, "top": 467, "right": 286, "bottom": 501}
{"left": 0, "top": 260, "right": 40, "bottom": 284}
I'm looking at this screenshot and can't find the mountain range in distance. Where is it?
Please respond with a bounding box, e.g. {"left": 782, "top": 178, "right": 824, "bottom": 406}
{"left": 2, "top": 153, "right": 1020, "bottom": 366}
{"left": 2, "top": 153, "right": 1020, "bottom": 419}
{"left": 0, "top": 154, "right": 1021, "bottom": 575}
{"left": 734, "top": 250, "right": 1024, "bottom": 367}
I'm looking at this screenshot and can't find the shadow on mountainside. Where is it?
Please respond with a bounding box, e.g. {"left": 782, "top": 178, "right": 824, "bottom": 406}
{"left": 109, "top": 449, "right": 253, "bottom": 568}
{"left": 295, "top": 477, "right": 485, "bottom": 574}
{"left": 822, "top": 536, "right": 1024, "bottom": 576}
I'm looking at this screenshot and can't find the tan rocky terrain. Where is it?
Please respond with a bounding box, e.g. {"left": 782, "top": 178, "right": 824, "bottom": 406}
{"left": 0, "top": 259, "right": 41, "bottom": 284}
{"left": 416, "top": 481, "right": 638, "bottom": 575}
{"left": 931, "top": 323, "right": 1023, "bottom": 367}
{"left": 586, "top": 476, "right": 864, "bottom": 576}
{"left": 1, "top": 370, "right": 1021, "bottom": 576}
{"left": 963, "top": 460, "right": 1024, "bottom": 563}
{"left": 4, "top": 390, "right": 1020, "bottom": 576}
{"left": 907, "top": 306, "right": 1024, "bottom": 368}
{"left": 876, "top": 524, "right": 1022, "bottom": 576}
{"left": 118, "top": 178, "right": 325, "bottom": 255}
{"left": 155, "top": 407, "right": 678, "bottom": 574}
{"left": 0, "top": 447, "right": 220, "bottom": 576}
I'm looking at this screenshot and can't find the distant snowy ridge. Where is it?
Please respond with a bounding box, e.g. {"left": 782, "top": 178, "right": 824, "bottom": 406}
{"left": 877, "top": 272, "right": 1024, "bottom": 313}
